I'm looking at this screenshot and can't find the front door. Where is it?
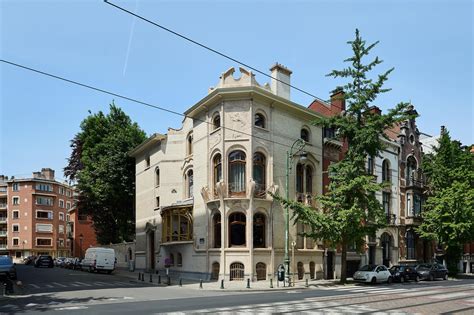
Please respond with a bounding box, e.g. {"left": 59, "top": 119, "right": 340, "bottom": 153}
{"left": 326, "top": 251, "right": 334, "bottom": 280}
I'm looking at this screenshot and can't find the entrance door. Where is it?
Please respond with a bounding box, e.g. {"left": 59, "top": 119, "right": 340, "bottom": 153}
{"left": 381, "top": 233, "right": 391, "bottom": 267}
{"left": 326, "top": 251, "right": 334, "bottom": 280}
{"left": 369, "top": 245, "right": 376, "bottom": 265}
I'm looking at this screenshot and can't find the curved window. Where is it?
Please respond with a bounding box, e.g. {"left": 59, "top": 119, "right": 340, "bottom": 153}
{"left": 177, "top": 253, "right": 183, "bottom": 267}
{"left": 406, "top": 156, "right": 417, "bottom": 180}
{"left": 229, "top": 212, "right": 246, "bottom": 247}
{"left": 301, "top": 128, "right": 309, "bottom": 142}
{"left": 213, "top": 154, "right": 222, "bottom": 189}
{"left": 382, "top": 159, "right": 390, "bottom": 182}
{"left": 228, "top": 150, "right": 246, "bottom": 196}
{"left": 169, "top": 253, "right": 175, "bottom": 266}
{"left": 305, "top": 165, "right": 313, "bottom": 194}
{"left": 212, "top": 114, "right": 221, "bottom": 130}
{"left": 185, "top": 169, "right": 193, "bottom": 198}
{"left": 213, "top": 213, "right": 221, "bottom": 248}
{"left": 256, "top": 262, "right": 266, "bottom": 281}
{"left": 155, "top": 167, "right": 160, "bottom": 186}
{"left": 253, "top": 152, "right": 266, "bottom": 198}
{"left": 187, "top": 132, "right": 193, "bottom": 155}
{"left": 230, "top": 262, "right": 244, "bottom": 281}
{"left": 254, "top": 113, "right": 265, "bottom": 128}
{"left": 253, "top": 213, "right": 266, "bottom": 248}
{"left": 161, "top": 206, "right": 193, "bottom": 243}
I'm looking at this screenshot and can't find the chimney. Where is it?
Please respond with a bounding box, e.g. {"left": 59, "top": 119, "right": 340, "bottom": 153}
{"left": 33, "top": 172, "right": 42, "bottom": 179}
{"left": 440, "top": 125, "right": 446, "bottom": 135}
{"left": 270, "top": 63, "right": 292, "bottom": 100}
{"left": 330, "top": 87, "right": 345, "bottom": 112}
{"left": 41, "top": 168, "right": 55, "bottom": 180}
{"left": 368, "top": 106, "right": 382, "bottom": 116}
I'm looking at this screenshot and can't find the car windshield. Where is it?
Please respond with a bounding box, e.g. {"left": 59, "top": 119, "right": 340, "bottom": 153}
{"left": 358, "top": 265, "right": 376, "bottom": 271}
{"left": 389, "top": 266, "right": 399, "bottom": 272}
{"left": 0, "top": 257, "right": 12, "bottom": 265}
{"left": 417, "top": 264, "right": 431, "bottom": 270}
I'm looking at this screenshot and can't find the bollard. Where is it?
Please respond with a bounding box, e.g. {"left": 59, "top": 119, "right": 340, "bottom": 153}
{"left": 288, "top": 278, "right": 291, "bottom": 287}
{"left": 220, "top": 279, "right": 224, "bottom": 289}
{"left": 179, "top": 278, "right": 182, "bottom": 287}
{"left": 199, "top": 279, "right": 203, "bottom": 289}
{"left": 3, "top": 282, "right": 6, "bottom": 296}
{"left": 167, "top": 275, "right": 171, "bottom": 286}
{"left": 305, "top": 278, "right": 309, "bottom": 288}
{"left": 158, "top": 275, "right": 161, "bottom": 284}
{"left": 138, "top": 272, "right": 141, "bottom": 280}
{"left": 246, "top": 278, "right": 250, "bottom": 289}
{"left": 156, "top": 270, "right": 159, "bottom": 274}
{"left": 270, "top": 278, "right": 273, "bottom": 289}
{"left": 141, "top": 273, "right": 145, "bottom": 281}
{"left": 150, "top": 274, "right": 153, "bottom": 283}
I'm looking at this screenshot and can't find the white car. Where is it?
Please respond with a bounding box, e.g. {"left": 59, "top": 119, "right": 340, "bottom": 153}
{"left": 353, "top": 264, "right": 392, "bottom": 284}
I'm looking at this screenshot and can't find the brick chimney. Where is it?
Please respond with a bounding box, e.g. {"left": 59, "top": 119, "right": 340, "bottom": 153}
{"left": 41, "top": 168, "right": 55, "bottom": 180}
{"left": 270, "top": 63, "right": 292, "bottom": 100}
{"left": 330, "top": 87, "right": 345, "bottom": 113}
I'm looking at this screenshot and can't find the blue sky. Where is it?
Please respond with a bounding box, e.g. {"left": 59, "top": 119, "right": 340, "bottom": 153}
{"left": 1, "top": 0, "right": 472, "bottom": 179}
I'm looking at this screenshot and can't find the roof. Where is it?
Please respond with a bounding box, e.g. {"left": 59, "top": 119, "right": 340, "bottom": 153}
{"left": 128, "top": 133, "right": 166, "bottom": 157}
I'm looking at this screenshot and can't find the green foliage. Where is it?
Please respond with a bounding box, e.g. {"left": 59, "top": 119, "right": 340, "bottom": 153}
{"left": 65, "top": 103, "right": 146, "bottom": 244}
{"left": 273, "top": 29, "right": 413, "bottom": 283}
{"left": 418, "top": 130, "right": 474, "bottom": 274}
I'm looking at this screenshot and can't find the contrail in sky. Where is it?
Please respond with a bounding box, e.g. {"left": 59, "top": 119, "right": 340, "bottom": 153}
{"left": 123, "top": 0, "right": 139, "bottom": 76}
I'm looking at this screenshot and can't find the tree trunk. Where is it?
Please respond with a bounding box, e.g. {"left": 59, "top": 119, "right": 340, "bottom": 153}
{"left": 340, "top": 242, "right": 347, "bottom": 284}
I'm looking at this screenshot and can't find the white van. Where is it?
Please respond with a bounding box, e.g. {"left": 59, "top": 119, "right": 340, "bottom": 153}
{"left": 82, "top": 247, "right": 116, "bottom": 274}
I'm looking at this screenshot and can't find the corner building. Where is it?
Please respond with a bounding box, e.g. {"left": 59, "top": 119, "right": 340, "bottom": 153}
{"left": 131, "top": 64, "right": 324, "bottom": 281}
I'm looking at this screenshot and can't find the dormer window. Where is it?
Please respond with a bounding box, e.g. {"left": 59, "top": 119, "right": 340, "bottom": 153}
{"left": 254, "top": 113, "right": 266, "bottom": 129}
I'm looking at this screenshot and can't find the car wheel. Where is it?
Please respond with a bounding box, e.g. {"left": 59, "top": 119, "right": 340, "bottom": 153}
{"left": 387, "top": 277, "right": 392, "bottom": 284}
{"left": 443, "top": 273, "right": 448, "bottom": 280}
{"left": 107, "top": 270, "right": 112, "bottom": 275}
{"left": 371, "top": 277, "right": 377, "bottom": 284}
{"left": 400, "top": 276, "right": 405, "bottom": 283}
{"left": 415, "top": 275, "right": 420, "bottom": 282}
{"left": 429, "top": 274, "right": 434, "bottom": 281}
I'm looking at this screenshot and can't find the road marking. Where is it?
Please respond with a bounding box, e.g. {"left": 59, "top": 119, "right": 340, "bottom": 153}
{"left": 55, "top": 306, "right": 88, "bottom": 310}
{"left": 28, "top": 284, "right": 40, "bottom": 289}
{"left": 94, "top": 281, "right": 109, "bottom": 285}
{"left": 92, "top": 282, "right": 105, "bottom": 286}
{"left": 431, "top": 292, "right": 471, "bottom": 299}
{"left": 45, "top": 284, "right": 54, "bottom": 288}
{"left": 52, "top": 282, "right": 67, "bottom": 287}
{"left": 74, "top": 281, "right": 92, "bottom": 287}
{"left": 69, "top": 283, "right": 81, "bottom": 287}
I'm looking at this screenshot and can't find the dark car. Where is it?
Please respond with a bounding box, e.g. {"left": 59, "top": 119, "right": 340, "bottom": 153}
{"left": 23, "top": 255, "right": 36, "bottom": 265}
{"left": 389, "top": 265, "right": 420, "bottom": 282}
{"left": 34, "top": 255, "right": 54, "bottom": 268}
{"left": 416, "top": 263, "right": 448, "bottom": 281}
{"left": 0, "top": 256, "right": 17, "bottom": 280}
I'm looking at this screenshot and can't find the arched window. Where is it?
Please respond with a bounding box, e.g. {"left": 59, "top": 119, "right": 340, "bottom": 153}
{"left": 406, "top": 230, "right": 415, "bottom": 260}
{"left": 177, "top": 253, "right": 183, "bottom": 267}
{"left": 406, "top": 156, "right": 417, "bottom": 180}
{"left": 228, "top": 150, "right": 246, "bottom": 196}
{"left": 256, "top": 262, "right": 266, "bottom": 281}
{"left": 230, "top": 262, "right": 244, "bottom": 281}
{"left": 367, "top": 156, "right": 374, "bottom": 174}
{"left": 213, "top": 213, "right": 221, "bottom": 248}
{"left": 253, "top": 152, "right": 266, "bottom": 198}
{"left": 305, "top": 165, "right": 313, "bottom": 194}
{"left": 212, "top": 114, "right": 221, "bottom": 130}
{"left": 309, "top": 261, "right": 315, "bottom": 279}
{"left": 211, "top": 262, "right": 220, "bottom": 280}
{"left": 213, "top": 154, "right": 222, "bottom": 189}
{"left": 254, "top": 113, "right": 265, "bottom": 128}
{"left": 185, "top": 169, "right": 193, "bottom": 198}
{"left": 301, "top": 128, "right": 309, "bottom": 142}
{"left": 169, "top": 253, "right": 175, "bottom": 266}
{"left": 155, "top": 167, "right": 160, "bottom": 187}
{"left": 229, "top": 212, "right": 246, "bottom": 247}
{"left": 187, "top": 132, "right": 193, "bottom": 155}
{"left": 382, "top": 159, "right": 390, "bottom": 182}
{"left": 297, "top": 262, "right": 305, "bottom": 280}
{"left": 296, "top": 163, "right": 304, "bottom": 194}
{"left": 253, "top": 213, "right": 266, "bottom": 248}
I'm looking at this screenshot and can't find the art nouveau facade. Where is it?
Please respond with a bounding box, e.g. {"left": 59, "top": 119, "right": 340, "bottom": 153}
{"left": 131, "top": 64, "right": 324, "bottom": 281}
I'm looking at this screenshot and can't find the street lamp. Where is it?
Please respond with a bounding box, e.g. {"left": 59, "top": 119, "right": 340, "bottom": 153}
{"left": 285, "top": 138, "right": 307, "bottom": 286}
{"left": 79, "top": 234, "right": 84, "bottom": 259}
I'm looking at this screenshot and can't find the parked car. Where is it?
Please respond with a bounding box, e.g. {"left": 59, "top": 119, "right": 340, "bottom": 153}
{"left": 353, "top": 264, "right": 392, "bottom": 284}
{"left": 389, "top": 265, "right": 420, "bottom": 282}
{"left": 416, "top": 263, "right": 448, "bottom": 281}
{"left": 34, "top": 255, "right": 54, "bottom": 268}
{"left": 23, "top": 255, "right": 36, "bottom": 265}
{"left": 0, "top": 256, "right": 17, "bottom": 280}
{"left": 81, "top": 247, "right": 116, "bottom": 274}
{"left": 55, "top": 257, "right": 66, "bottom": 267}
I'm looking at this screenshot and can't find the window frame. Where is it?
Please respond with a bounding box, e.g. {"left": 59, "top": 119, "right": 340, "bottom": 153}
{"left": 228, "top": 150, "right": 247, "bottom": 197}
{"left": 228, "top": 212, "right": 246, "bottom": 247}
{"left": 254, "top": 112, "right": 266, "bottom": 129}
{"left": 252, "top": 152, "right": 266, "bottom": 198}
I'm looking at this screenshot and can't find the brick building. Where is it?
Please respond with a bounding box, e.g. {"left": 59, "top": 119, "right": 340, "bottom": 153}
{"left": 67, "top": 194, "right": 97, "bottom": 258}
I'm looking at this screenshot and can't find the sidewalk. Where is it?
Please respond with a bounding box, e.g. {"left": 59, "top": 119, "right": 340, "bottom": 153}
{"left": 113, "top": 268, "right": 353, "bottom": 292}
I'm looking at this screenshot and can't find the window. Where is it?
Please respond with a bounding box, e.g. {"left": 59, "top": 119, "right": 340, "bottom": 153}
{"left": 406, "top": 156, "right": 417, "bottom": 180}
{"left": 36, "top": 183, "right": 53, "bottom": 191}
{"left": 413, "top": 194, "right": 422, "bottom": 216}
{"left": 256, "top": 262, "right": 266, "bottom": 281}
{"left": 66, "top": 202, "right": 71, "bottom": 209}
{"left": 59, "top": 187, "right": 65, "bottom": 195}
{"left": 383, "top": 192, "right": 390, "bottom": 216}
{"left": 161, "top": 207, "right": 193, "bottom": 243}
{"left": 66, "top": 214, "right": 70, "bottom": 222}
{"left": 228, "top": 151, "right": 246, "bottom": 196}
{"left": 296, "top": 164, "right": 304, "bottom": 194}
{"left": 12, "top": 211, "right": 19, "bottom": 219}
{"left": 156, "top": 197, "right": 160, "bottom": 208}
{"left": 187, "top": 132, "right": 193, "bottom": 155}
{"left": 301, "top": 128, "right": 309, "bottom": 142}
{"left": 230, "top": 262, "right": 244, "bottom": 281}
{"left": 406, "top": 230, "right": 415, "bottom": 260}
{"left": 296, "top": 222, "right": 304, "bottom": 249}
{"left": 185, "top": 169, "right": 193, "bottom": 198}
{"left": 155, "top": 167, "right": 160, "bottom": 186}
{"left": 59, "top": 225, "right": 64, "bottom": 234}
{"left": 213, "top": 154, "right": 222, "bottom": 191}
{"left": 12, "top": 183, "right": 19, "bottom": 191}
{"left": 59, "top": 199, "right": 64, "bottom": 208}
{"left": 12, "top": 224, "right": 19, "bottom": 232}
{"left": 382, "top": 159, "right": 391, "bottom": 182}
{"left": 254, "top": 113, "right": 265, "bottom": 128}
{"left": 177, "top": 253, "right": 182, "bottom": 267}
{"left": 213, "top": 213, "right": 221, "bottom": 248}
{"left": 367, "top": 156, "right": 374, "bottom": 175}
{"left": 211, "top": 262, "right": 220, "bottom": 280}
{"left": 12, "top": 197, "right": 19, "bottom": 205}
{"left": 36, "top": 210, "right": 53, "bottom": 220}
{"left": 229, "top": 212, "right": 246, "bottom": 247}
{"left": 169, "top": 253, "right": 175, "bottom": 266}
{"left": 36, "top": 238, "right": 52, "bottom": 246}
{"left": 145, "top": 155, "right": 150, "bottom": 168}
{"left": 253, "top": 213, "right": 265, "bottom": 248}
{"left": 305, "top": 165, "right": 313, "bottom": 194}
{"left": 253, "top": 153, "right": 266, "bottom": 198}
{"left": 36, "top": 224, "right": 53, "bottom": 232}
{"left": 212, "top": 114, "right": 221, "bottom": 130}
{"left": 36, "top": 196, "right": 53, "bottom": 206}
{"left": 12, "top": 238, "right": 19, "bottom": 246}
{"left": 323, "top": 127, "right": 335, "bottom": 139}
{"left": 59, "top": 239, "right": 64, "bottom": 247}
{"left": 309, "top": 261, "right": 316, "bottom": 279}
{"left": 297, "top": 262, "right": 305, "bottom": 280}
{"left": 66, "top": 190, "right": 72, "bottom": 197}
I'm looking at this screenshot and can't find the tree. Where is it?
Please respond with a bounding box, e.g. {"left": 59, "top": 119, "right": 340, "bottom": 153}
{"left": 418, "top": 129, "right": 474, "bottom": 275}
{"left": 65, "top": 103, "right": 146, "bottom": 244}
{"left": 273, "top": 29, "right": 412, "bottom": 283}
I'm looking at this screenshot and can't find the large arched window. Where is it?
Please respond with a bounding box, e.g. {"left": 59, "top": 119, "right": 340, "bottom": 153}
{"left": 230, "top": 262, "right": 244, "bottom": 281}
{"left": 228, "top": 150, "right": 246, "bottom": 196}
{"left": 406, "top": 156, "right": 417, "bottom": 180}
{"left": 213, "top": 213, "right": 221, "bottom": 248}
{"left": 212, "top": 114, "right": 221, "bottom": 130}
{"left": 305, "top": 165, "right": 313, "bottom": 194}
{"left": 296, "top": 163, "right": 304, "bottom": 194}
{"left": 185, "top": 169, "right": 193, "bottom": 198}
{"left": 253, "top": 213, "right": 266, "bottom": 248}
{"left": 254, "top": 113, "right": 265, "bottom": 128}
{"left": 253, "top": 152, "right": 266, "bottom": 198}
{"left": 229, "top": 212, "right": 246, "bottom": 247}
{"left": 301, "top": 128, "right": 310, "bottom": 142}
{"left": 213, "top": 154, "right": 222, "bottom": 189}
{"left": 187, "top": 132, "right": 193, "bottom": 155}
{"left": 382, "top": 159, "right": 390, "bottom": 182}
{"left": 155, "top": 167, "right": 160, "bottom": 187}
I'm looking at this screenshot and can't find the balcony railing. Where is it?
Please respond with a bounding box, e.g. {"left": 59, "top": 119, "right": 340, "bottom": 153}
{"left": 253, "top": 183, "right": 267, "bottom": 199}
{"left": 228, "top": 182, "right": 246, "bottom": 198}
{"left": 406, "top": 169, "right": 426, "bottom": 188}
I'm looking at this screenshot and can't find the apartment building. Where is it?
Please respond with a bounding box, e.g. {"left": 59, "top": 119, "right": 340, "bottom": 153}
{"left": 2, "top": 168, "right": 74, "bottom": 260}
{"left": 0, "top": 177, "right": 8, "bottom": 255}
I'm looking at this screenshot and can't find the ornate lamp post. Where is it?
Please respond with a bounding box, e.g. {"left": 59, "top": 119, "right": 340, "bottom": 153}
{"left": 285, "top": 138, "right": 307, "bottom": 286}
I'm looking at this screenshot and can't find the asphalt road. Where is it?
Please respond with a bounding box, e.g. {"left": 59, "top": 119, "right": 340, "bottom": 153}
{"left": 1, "top": 264, "right": 473, "bottom": 314}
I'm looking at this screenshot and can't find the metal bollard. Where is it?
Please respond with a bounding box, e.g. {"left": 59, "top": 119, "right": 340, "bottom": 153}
{"left": 138, "top": 272, "right": 141, "bottom": 280}
{"left": 158, "top": 275, "right": 161, "bottom": 284}
{"left": 270, "top": 278, "right": 273, "bottom": 288}
{"left": 150, "top": 274, "right": 153, "bottom": 283}
{"left": 141, "top": 273, "right": 145, "bottom": 281}
{"left": 3, "top": 282, "right": 7, "bottom": 296}
{"left": 288, "top": 278, "right": 291, "bottom": 287}
{"left": 179, "top": 278, "right": 182, "bottom": 287}
{"left": 246, "top": 278, "right": 250, "bottom": 289}
{"left": 305, "top": 278, "right": 309, "bottom": 288}
{"left": 220, "top": 279, "right": 224, "bottom": 289}
{"left": 199, "top": 279, "right": 203, "bottom": 289}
